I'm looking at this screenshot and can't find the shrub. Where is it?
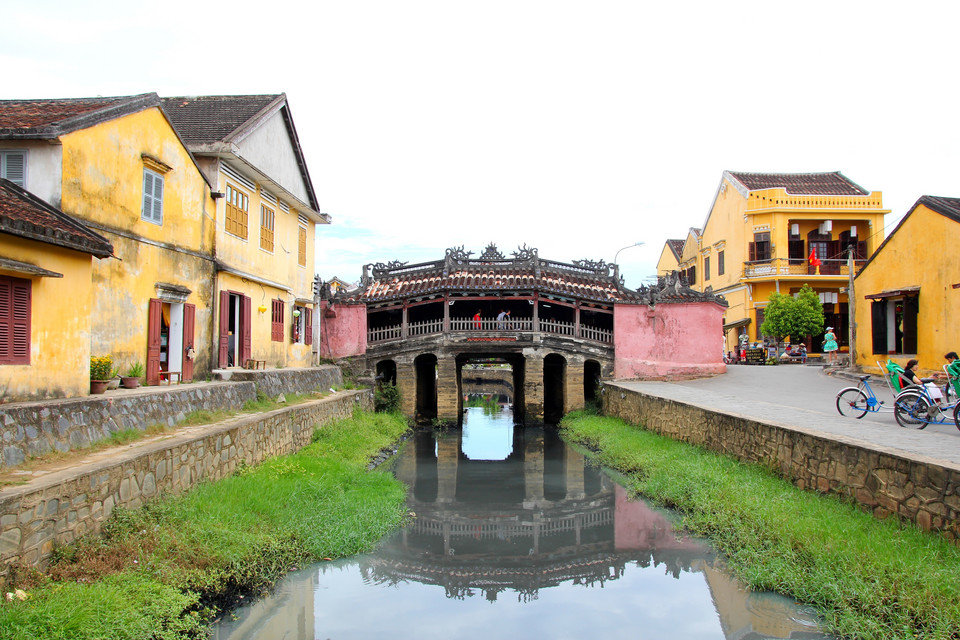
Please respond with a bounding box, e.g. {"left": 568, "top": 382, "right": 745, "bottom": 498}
{"left": 374, "top": 383, "right": 401, "bottom": 413}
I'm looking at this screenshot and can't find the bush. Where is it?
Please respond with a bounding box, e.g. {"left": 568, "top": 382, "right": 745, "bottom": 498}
{"left": 374, "top": 383, "right": 401, "bottom": 413}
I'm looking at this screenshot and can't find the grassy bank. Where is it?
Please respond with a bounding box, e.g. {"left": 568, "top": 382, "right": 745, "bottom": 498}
{"left": 0, "top": 410, "right": 409, "bottom": 640}
{"left": 561, "top": 410, "right": 960, "bottom": 640}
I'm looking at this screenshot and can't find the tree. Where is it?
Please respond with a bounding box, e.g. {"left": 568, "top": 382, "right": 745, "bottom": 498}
{"left": 760, "top": 284, "right": 824, "bottom": 353}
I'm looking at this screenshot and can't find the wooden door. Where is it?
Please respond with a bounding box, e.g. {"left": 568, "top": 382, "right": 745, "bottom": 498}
{"left": 183, "top": 303, "right": 195, "bottom": 381}
{"left": 147, "top": 298, "right": 162, "bottom": 385}
{"left": 218, "top": 291, "right": 230, "bottom": 367}
{"left": 240, "top": 295, "right": 251, "bottom": 365}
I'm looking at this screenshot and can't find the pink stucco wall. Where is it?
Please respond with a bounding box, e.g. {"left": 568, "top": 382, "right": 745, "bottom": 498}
{"left": 319, "top": 301, "right": 367, "bottom": 359}
{"left": 613, "top": 301, "right": 726, "bottom": 379}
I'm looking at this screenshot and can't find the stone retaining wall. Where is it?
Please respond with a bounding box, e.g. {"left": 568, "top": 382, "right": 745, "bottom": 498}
{"left": 216, "top": 366, "right": 343, "bottom": 399}
{"left": 0, "top": 389, "right": 373, "bottom": 573}
{"left": 0, "top": 383, "right": 258, "bottom": 468}
{"left": 603, "top": 385, "right": 960, "bottom": 539}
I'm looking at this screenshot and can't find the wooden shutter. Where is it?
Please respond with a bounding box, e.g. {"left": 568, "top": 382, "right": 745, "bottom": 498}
{"left": 304, "top": 307, "right": 313, "bottom": 345}
{"left": 240, "top": 295, "right": 251, "bottom": 364}
{"left": 2, "top": 152, "right": 26, "bottom": 187}
{"left": 218, "top": 291, "right": 230, "bottom": 367}
{"left": 271, "top": 299, "right": 284, "bottom": 342}
{"left": 298, "top": 226, "right": 307, "bottom": 267}
{"left": 0, "top": 277, "right": 31, "bottom": 365}
{"left": 903, "top": 295, "right": 919, "bottom": 354}
{"left": 147, "top": 298, "right": 162, "bottom": 385}
{"left": 142, "top": 170, "right": 163, "bottom": 223}
{"left": 748, "top": 242, "right": 756, "bottom": 262}
{"left": 183, "top": 303, "right": 195, "bottom": 381}
{"left": 871, "top": 300, "right": 887, "bottom": 354}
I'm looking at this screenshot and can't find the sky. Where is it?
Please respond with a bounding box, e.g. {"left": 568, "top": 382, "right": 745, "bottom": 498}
{"left": 4, "top": 1, "right": 958, "bottom": 289}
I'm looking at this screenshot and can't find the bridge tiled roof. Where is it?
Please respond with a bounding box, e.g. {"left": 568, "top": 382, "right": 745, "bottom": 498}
{"left": 337, "top": 245, "right": 725, "bottom": 307}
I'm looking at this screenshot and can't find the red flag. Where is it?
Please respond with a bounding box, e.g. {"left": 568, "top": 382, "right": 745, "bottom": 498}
{"left": 808, "top": 247, "right": 822, "bottom": 267}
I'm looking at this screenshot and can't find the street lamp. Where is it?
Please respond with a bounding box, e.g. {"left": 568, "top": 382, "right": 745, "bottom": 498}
{"left": 614, "top": 241, "right": 645, "bottom": 265}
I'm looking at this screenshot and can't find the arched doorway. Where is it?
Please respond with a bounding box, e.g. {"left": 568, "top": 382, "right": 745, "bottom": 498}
{"left": 415, "top": 354, "right": 438, "bottom": 424}
{"left": 543, "top": 353, "right": 567, "bottom": 425}
{"left": 376, "top": 359, "right": 397, "bottom": 386}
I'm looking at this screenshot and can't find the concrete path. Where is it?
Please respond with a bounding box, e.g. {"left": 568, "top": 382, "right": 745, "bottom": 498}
{"left": 610, "top": 365, "right": 960, "bottom": 468}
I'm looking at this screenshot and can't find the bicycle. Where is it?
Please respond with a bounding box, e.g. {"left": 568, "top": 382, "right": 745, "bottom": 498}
{"left": 893, "top": 365, "right": 959, "bottom": 430}
{"left": 835, "top": 375, "right": 893, "bottom": 418}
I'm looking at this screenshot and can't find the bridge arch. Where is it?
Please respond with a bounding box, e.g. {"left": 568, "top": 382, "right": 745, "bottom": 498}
{"left": 376, "top": 359, "right": 397, "bottom": 386}
{"left": 414, "top": 353, "right": 438, "bottom": 424}
{"left": 543, "top": 353, "right": 567, "bottom": 424}
{"left": 584, "top": 359, "right": 601, "bottom": 403}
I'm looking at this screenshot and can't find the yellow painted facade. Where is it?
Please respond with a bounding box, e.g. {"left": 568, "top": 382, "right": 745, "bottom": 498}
{"left": 854, "top": 198, "right": 960, "bottom": 377}
{"left": 58, "top": 108, "right": 217, "bottom": 379}
{"left": 0, "top": 236, "right": 98, "bottom": 401}
{"left": 655, "top": 241, "right": 681, "bottom": 276}
{"left": 691, "top": 173, "right": 889, "bottom": 354}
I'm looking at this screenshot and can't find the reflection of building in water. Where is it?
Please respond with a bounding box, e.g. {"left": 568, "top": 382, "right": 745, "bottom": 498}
{"left": 209, "top": 567, "right": 316, "bottom": 640}
{"left": 376, "top": 427, "right": 827, "bottom": 638}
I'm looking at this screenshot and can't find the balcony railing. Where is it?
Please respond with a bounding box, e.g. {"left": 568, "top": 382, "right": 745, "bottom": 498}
{"left": 368, "top": 317, "right": 613, "bottom": 345}
{"left": 743, "top": 258, "right": 865, "bottom": 279}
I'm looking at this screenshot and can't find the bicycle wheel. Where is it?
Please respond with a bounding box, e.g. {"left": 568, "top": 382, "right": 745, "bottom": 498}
{"left": 894, "top": 390, "right": 930, "bottom": 429}
{"left": 954, "top": 402, "right": 960, "bottom": 432}
{"left": 836, "top": 388, "right": 869, "bottom": 418}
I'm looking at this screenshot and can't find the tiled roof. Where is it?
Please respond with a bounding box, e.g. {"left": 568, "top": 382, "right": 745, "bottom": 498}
{"left": 919, "top": 195, "right": 960, "bottom": 224}
{"left": 0, "top": 179, "right": 113, "bottom": 258}
{"left": 728, "top": 171, "right": 869, "bottom": 196}
{"left": 161, "top": 95, "right": 283, "bottom": 144}
{"left": 666, "top": 239, "right": 684, "bottom": 261}
{"left": 0, "top": 94, "right": 159, "bottom": 138}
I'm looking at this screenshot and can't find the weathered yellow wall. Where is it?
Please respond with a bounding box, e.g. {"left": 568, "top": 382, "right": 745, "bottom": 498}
{"left": 854, "top": 204, "right": 960, "bottom": 376}
{"left": 0, "top": 237, "right": 96, "bottom": 401}
{"left": 58, "top": 108, "right": 217, "bottom": 378}
{"left": 215, "top": 171, "right": 316, "bottom": 368}
{"left": 655, "top": 243, "right": 679, "bottom": 276}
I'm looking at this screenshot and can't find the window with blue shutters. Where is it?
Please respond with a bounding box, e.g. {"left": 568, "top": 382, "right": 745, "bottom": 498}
{"left": 0, "top": 151, "right": 27, "bottom": 187}
{"left": 142, "top": 168, "right": 164, "bottom": 224}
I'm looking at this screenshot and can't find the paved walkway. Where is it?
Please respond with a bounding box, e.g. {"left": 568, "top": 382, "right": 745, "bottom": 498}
{"left": 611, "top": 365, "right": 960, "bottom": 468}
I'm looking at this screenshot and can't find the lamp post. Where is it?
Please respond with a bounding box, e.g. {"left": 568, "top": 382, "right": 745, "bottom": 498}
{"left": 614, "top": 241, "right": 645, "bottom": 265}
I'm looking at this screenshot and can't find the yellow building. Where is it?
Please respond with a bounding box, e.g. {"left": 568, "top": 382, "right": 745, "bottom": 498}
{"left": 690, "top": 171, "right": 889, "bottom": 354}
{"left": 0, "top": 94, "right": 217, "bottom": 388}
{"left": 655, "top": 239, "right": 684, "bottom": 276}
{"left": 854, "top": 196, "right": 960, "bottom": 376}
{"left": 162, "top": 95, "right": 329, "bottom": 369}
{"left": 0, "top": 179, "right": 114, "bottom": 402}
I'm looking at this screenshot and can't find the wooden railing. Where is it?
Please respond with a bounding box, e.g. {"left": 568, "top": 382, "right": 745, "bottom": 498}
{"left": 743, "top": 258, "right": 864, "bottom": 279}
{"left": 368, "top": 317, "right": 613, "bottom": 344}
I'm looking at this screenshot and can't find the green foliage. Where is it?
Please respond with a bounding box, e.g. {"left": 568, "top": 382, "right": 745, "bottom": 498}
{"left": 374, "top": 383, "right": 401, "bottom": 413}
{"left": 559, "top": 412, "right": 960, "bottom": 640}
{"left": 0, "top": 411, "right": 410, "bottom": 640}
{"left": 89, "top": 355, "right": 113, "bottom": 381}
{"left": 126, "top": 361, "right": 144, "bottom": 378}
{"left": 760, "top": 284, "right": 824, "bottom": 344}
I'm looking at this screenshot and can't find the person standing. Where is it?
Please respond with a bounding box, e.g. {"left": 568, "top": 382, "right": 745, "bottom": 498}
{"left": 822, "top": 326, "right": 838, "bottom": 364}
{"left": 496, "top": 309, "right": 507, "bottom": 329}
{"left": 473, "top": 310, "right": 482, "bottom": 330}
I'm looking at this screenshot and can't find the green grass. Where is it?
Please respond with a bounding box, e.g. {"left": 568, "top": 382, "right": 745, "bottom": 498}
{"left": 0, "top": 410, "right": 409, "bottom": 640}
{"left": 560, "top": 410, "right": 960, "bottom": 640}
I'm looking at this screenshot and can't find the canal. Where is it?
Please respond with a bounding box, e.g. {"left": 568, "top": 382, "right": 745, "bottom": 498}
{"left": 211, "top": 405, "right": 834, "bottom": 639}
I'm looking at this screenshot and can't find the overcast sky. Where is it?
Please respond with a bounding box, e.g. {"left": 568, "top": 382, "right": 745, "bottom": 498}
{"left": 4, "top": 1, "right": 957, "bottom": 288}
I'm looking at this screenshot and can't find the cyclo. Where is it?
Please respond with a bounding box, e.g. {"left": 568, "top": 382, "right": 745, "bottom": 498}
{"left": 890, "top": 360, "right": 960, "bottom": 430}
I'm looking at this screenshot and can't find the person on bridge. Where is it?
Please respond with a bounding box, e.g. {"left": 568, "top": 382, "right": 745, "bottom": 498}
{"left": 473, "top": 310, "right": 482, "bottom": 329}
{"left": 497, "top": 309, "right": 507, "bottom": 329}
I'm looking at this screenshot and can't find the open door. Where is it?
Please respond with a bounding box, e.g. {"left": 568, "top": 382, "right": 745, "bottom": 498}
{"left": 240, "top": 295, "right": 251, "bottom": 365}
{"left": 183, "top": 303, "right": 195, "bottom": 381}
{"left": 147, "top": 298, "right": 162, "bottom": 386}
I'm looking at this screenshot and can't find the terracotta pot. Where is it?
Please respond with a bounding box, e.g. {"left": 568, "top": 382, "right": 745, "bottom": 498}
{"left": 120, "top": 376, "right": 140, "bottom": 389}
{"left": 90, "top": 380, "right": 110, "bottom": 395}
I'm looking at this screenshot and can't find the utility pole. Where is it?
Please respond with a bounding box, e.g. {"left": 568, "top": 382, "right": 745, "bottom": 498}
{"left": 847, "top": 245, "right": 857, "bottom": 370}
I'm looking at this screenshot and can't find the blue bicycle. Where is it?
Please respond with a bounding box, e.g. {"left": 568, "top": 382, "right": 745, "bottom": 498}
{"left": 835, "top": 375, "right": 893, "bottom": 418}
{"left": 893, "top": 366, "right": 959, "bottom": 430}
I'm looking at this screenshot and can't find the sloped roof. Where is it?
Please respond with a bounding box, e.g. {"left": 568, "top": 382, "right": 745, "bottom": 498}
{"left": 161, "top": 94, "right": 320, "bottom": 213}
{"left": 0, "top": 94, "right": 159, "bottom": 139}
{"left": 666, "top": 239, "right": 685, "bottom": 261}
{"left": 727, "top": 171, "right": 869, "bottom": 196}
{"left": 856, "top": 195, "right": 960, "bottom": 277}
{"left": 160, "top": 95, "right": 283, "bottom": 145}
{"left": 0, "top": 179, "right": 113, "bottom": 258}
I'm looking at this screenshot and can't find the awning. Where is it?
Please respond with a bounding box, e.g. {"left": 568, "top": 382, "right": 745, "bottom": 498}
{"left": 864, "top": 286, "right": 920, "bottom": 300}
{"left": 0, "top": 257, "right": 62, "bottom": 278}
{"left": 723, "top": 317, "right": 751, "bottom": 331}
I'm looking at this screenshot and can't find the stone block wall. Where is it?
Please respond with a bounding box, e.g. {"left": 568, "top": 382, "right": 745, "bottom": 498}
{"left": 221, "top": 365, "right": 343, "bottom": 399}
{"left": 0, "top": 383, "right": 258, "bottom": 468}
{"left": 0, "top": 389, "right": 373, "bottom": 573}
{"left": 602, "top": 385, "right": 960, "bottom": 539}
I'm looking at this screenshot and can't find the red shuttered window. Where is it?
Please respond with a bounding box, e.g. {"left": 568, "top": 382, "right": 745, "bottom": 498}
{"left": 0, "top": 276, "right": 31, "bottom": 365}
{"left": 271, "top": 299, "right": 284, "bottom": 342}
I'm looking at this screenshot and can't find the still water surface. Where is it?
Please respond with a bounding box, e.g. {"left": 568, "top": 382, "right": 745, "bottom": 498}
{"left": 212, "top": 407, "right": 834, "bottom": 639}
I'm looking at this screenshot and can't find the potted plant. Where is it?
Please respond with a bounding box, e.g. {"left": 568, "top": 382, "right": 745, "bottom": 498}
{"left": 107, "top": 365, "right": 121, "bottom": 390}
{"left": 90, "top": 355, "right": 113, "bottom": 394}
{"left": 122, "top": 361, "right": 144, "bottom": 389}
